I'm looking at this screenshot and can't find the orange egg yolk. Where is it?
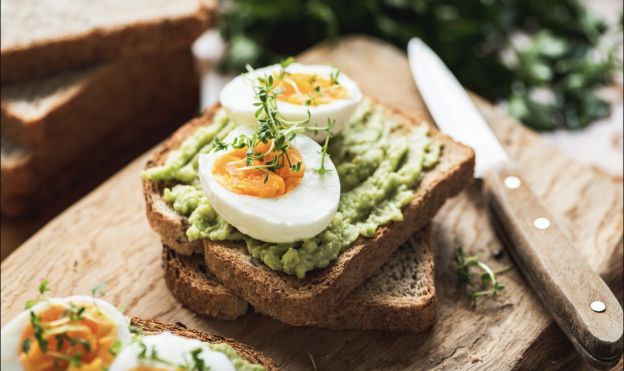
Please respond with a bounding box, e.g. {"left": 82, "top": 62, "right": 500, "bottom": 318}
{"left": 271, "top": 73, "right": 348, "bottom": 106}
{"left": 19, "top": 303, "right": 117, "bottom": 371}
{"left": 212, "top": 141, "right": 304, "bottom": 198}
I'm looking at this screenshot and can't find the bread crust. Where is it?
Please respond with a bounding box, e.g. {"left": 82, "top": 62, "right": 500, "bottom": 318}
{"left": 162, "top": 245, "right": 249, "bottom": 320}
{"left": 0, "top": 2, "right": 214, "bottom": 82}
{"left": 142, "top": 99, "right": 474, "bottom": 326}
{"left": 313, "top": 224, "right": 436, "bottom": 333}
{"left": 162, "top": 225, "right": 437, "bottom": 333}
{"left": 130, "top": 317, "right": 282, "bottom": 371}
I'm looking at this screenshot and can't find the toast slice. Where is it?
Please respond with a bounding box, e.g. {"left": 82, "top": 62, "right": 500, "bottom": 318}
{"left": 0, "top": 0, "right": 214, "bottom": 82}
{"left": 143, "top": 100, "right": 473, "bottom": 326}
{"left": 162, "top": 225, "right": 436, "bottom": 333}
{"left": 1, "top": 51, "right": 199, "bottom": 217}
{"left": 130, "top": 317, "right": 282, "bottom": 371}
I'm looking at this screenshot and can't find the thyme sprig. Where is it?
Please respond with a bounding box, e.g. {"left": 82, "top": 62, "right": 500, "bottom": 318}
{"left": 455, "top": 246, "right": 513, "bottom": 306}
{"left": 214, "top": 57, "right": 336, "bottom": 183}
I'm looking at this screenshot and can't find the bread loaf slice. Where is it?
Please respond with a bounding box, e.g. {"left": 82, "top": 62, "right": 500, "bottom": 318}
{"left": 130, "top": 317, "right": 282, "bottom": 371}
{"left": 1, "top": 50, "right": 199, "bottom": 217}
{"left": 143, "top": 100, "right": 474, "bottom": 326}
{"left": 162, "top": 225, "right": 436, "bottom": 333}
{"left": 0, "top": 0, "right": 214, "bottom": 82}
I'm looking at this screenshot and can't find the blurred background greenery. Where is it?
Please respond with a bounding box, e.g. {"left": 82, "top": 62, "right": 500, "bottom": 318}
{"left": 218, "top": 0, "right": 623, "bottom": 131}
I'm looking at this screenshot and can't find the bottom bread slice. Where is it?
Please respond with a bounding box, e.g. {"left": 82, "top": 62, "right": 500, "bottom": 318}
{"left": 130, "top": 317, "right": 282, "bottom": 371}
{"left": 163, "top": 224, "right": 436, "bottom": 334}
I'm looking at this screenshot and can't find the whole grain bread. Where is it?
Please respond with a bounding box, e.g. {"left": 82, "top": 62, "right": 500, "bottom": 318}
{"left": 1, "top": 50, "right": 199, "bottom": 217}
{"left": 130, "top": 317, "right": 282, "bottom": 371}
{"left": 162, "top": 225, "right": 436, "bottom": 333}
{"left": 143, "top": 99, "right": 474, "bottom": 326}
{"left": 0, "top": 0, "right": 215, "bottom": 82}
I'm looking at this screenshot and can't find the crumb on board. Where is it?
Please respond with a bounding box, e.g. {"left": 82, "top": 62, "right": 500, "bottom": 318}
{"left": 471, "top": 355, "right": 481, "bottom": 363}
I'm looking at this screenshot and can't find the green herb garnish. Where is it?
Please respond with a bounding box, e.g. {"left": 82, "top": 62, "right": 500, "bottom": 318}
{"left": 137, "top": 341, "right": 213, "bottom": 371}
{"left": 313, "top": 135, "right": 333, "bottom": 174}
{"left": 91, "top": 281, "right": 107, "bottom": 314}
{"left": 214, "top": 58, "right": 335, "bottom": 183}
{"left": 455, "top": 246, "right": 513, "bottom": 306}
{"left": 308, "top": 352, "right": 318, "bottom": 371}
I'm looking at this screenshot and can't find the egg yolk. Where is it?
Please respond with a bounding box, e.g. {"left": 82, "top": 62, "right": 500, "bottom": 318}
{"left": 212, "top": 141, "right": 304, "bottom": 198}
{"left": 19, "top": 303, "right": 117, "bottom": 371}
{"left": 272, "top": 73, "right": 348, "bottom": 106}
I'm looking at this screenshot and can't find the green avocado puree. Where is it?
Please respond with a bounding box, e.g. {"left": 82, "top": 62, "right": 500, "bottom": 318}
{"left": 207, "top": 342, "right": 265, "bottom": 371}
{"left": 141, "top": 98, "right": 441, "bottom": 279}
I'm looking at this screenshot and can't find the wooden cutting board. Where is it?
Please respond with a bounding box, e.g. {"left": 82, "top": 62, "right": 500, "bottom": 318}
{"left": 1, "top": 36, "right": 622, "bottom": 370}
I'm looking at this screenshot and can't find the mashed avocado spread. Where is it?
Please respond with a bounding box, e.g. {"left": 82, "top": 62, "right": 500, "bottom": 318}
{"left": 141, "top": 99, "right": 441, "bottom": 279}
{"left": 208, "top": 342, "right": 265, "bottom": 371}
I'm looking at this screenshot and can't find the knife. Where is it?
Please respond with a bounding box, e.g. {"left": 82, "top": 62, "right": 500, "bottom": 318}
{"left": 408, "top": 37, "right": 623, "bottom": 370}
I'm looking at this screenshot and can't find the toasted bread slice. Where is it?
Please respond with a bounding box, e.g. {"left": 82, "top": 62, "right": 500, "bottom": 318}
{"left": 130, "top": 317, "right": 282, "bottom": 371}
{"left": 1, "top": 51, "right": 199, "bottom": 217}
{"left": 0, "top": 0, "right": 214, "bottom": 82}
{"left": 143, "top": 100, "right": 474, "bottom": 326}
{"left": 162, "top": 225, "right": 436, "bottom": 333}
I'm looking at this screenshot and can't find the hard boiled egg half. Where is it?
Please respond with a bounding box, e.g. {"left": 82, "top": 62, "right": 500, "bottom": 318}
{"left": 1, "top": 296, "right": 131, "bottom": 371}
{"left": 199, "top": 126, "right": 340, "bottom": 243}
{"left": 109, "top": 332, "right": 235, "bottom": 371}
{"left": 219, "top": 63, "right": 363, "bottom": 142}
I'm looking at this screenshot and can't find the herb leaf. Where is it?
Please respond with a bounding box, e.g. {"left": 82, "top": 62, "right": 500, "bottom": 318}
{"left": 455, "top": 246, "right": 513, "bottom": 306}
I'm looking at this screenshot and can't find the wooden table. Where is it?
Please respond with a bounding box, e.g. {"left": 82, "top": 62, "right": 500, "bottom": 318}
{"left": 2, "top": 36, "right": 622, "bottom": 370}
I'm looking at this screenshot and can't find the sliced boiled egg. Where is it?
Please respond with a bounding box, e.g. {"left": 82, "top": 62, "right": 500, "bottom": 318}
{"left": 219, "top": 63, "right": 363, "bottom": 142}
{"left": 198, "top": 126, "right": 340, "bottom": 243}
{"left": 1, "top": 295, "right": 131, "bottom": 371}
{"left": 108, "top": 332, "right": 235, "bottom": 371}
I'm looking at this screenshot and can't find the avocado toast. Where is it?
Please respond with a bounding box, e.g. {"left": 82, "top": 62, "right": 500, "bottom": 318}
{"left": 131, "top": 317, "right": 282, "bottom": 371}
{"left": 143, "top": 99, "right": 474, "bottom": 326}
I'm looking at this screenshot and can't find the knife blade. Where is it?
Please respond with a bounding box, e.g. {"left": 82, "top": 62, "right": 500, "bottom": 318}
{"left": 407, "top": 37, "right": 623, "bottom": 370}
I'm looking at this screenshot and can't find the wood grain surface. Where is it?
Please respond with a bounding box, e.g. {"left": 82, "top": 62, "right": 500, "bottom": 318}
{"left": 484, "top": 162, "right": 623, "bottom": 369}
{"left": 1, "top": 36, "right": 622, "bottom": 370}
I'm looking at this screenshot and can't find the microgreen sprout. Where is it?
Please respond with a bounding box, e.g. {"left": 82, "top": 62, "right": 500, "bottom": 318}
{"left": 137, "top": 341, "right": 212, "bottom": 371}
{"left": 313, "top": 136, "right": 333, "bottom": 174}
{"left": 25, "top": 280, "right": 51, "bottom": 309}
{"left": 109, "top": 340, "right": 122, "bottom": 356}
{"left": 214, "top": 57, "right": 337, "bottom": 184}
{"left": 329, "top": 68, "right": 340, "bottom": 86}
{"left": 91, "top": 281, "right": 107, "bottom": 314}
{"left": 308, "top": 352, "right": 318, "bottom": 371}
{"left": 455, "top": 246, "right": 513, "bottom": 306}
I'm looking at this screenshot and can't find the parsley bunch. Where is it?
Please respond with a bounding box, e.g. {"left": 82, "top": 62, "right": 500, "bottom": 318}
{"left": 219, "top": 0, "right": 622, "bottom": 131}
{"left": 213, "top": 58, "right": 335, "bottom": 182}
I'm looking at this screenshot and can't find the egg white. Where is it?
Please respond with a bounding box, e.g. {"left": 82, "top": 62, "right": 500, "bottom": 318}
{"left": 219, "top": 63, "right": 363, "bottom": 142}
{"left": 109, "top": 332, "right": 235, "bottom": 371}
{"left": 198, "top": 126, "right": 340, "bottom": 243}
{"left": 0, "top": 295, "right": 132, "bottom": 371}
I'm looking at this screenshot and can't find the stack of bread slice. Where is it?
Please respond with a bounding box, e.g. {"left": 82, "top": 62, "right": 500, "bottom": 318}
{"left": 143, "top": 102, "right": 475, "bottom": 333}
{"left": 1, "top": 0, "right": 215, "bottom": 217}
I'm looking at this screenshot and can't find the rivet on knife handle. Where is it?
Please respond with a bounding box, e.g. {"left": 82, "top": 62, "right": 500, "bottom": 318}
{"left": 484, "top": 161, "right": 623, "bottom": 370}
